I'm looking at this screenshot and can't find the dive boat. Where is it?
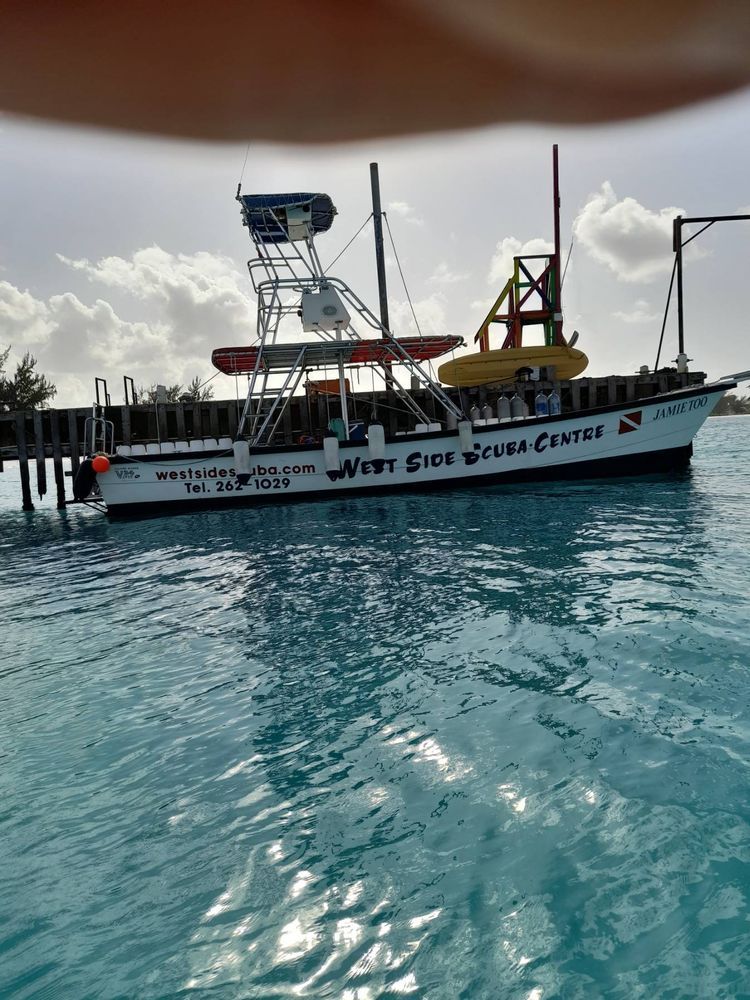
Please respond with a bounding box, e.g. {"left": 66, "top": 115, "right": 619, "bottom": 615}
{"left": 75, "top": 152, "right": 736, "bottom": 517}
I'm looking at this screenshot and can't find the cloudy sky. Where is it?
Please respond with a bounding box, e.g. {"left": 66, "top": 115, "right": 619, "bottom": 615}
{"left": 2, "top": 88, "right": 750, "bottom": 407}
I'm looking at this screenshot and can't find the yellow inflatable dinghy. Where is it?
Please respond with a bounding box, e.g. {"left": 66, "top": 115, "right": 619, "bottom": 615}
{"left": 438, "top": 345, "right": 588, "bottom": 387}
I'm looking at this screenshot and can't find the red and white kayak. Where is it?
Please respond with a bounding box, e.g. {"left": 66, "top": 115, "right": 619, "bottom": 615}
{"left": 212, "top": 336, "right": 463, "bottom": 375}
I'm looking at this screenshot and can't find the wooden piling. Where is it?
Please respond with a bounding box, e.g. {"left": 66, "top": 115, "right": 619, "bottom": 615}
{"left": 227, "top": 399, "right": 238, "bottom": 439}
{"left": 175, "top": 403, "right": 186, "bottom": 440}
{"left": 191, "top": 404, "right": 203, "bottom": 438}
{"left": 14, "top": 411, "right": 34, "bottom": 511}
{"left": 156, "top": 403, "right": 168, "bottom": 444}
{"left": 208, "top": 402, "right": 220, "bottom": 438}
{"left": 120, "top": 405, "right": 132, "bottom": 446}
{"left": 49, "top": 409, "right": 66, "bottom": 508}
{"left": 33, "top": 409, "right": 47, "bottom": 499}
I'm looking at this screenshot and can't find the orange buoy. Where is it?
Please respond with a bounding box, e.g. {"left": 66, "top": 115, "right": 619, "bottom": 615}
{"left": 91, "top": 455, "right": 110, "bottom": 474}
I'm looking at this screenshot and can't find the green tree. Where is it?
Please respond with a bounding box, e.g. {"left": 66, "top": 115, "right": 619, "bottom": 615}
{"left": 136, "top": 383, "right": 184, "bottom": 403}
{"left": 0, "top": 350, "right": 57, "bottom": 410}
{"left": 181, "top": 376, "right": 214, "bottom": 402}
{"left": 135, "top": 378, "right": 213, "bottom": 403}
{"left": 711, "top": 393, "right": 750, "bottom": 416}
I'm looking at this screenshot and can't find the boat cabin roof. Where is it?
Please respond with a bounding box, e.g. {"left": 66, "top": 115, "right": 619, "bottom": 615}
{"left": 238, "top": 193, "right": 336, "bottom": 244}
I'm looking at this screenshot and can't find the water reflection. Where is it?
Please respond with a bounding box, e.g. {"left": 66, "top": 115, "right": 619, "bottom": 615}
{"left": 4, "top": 438, "right": 750, "bottom": 999}
{"left": 137, "top": 478, "right": 727, "bottom": 997}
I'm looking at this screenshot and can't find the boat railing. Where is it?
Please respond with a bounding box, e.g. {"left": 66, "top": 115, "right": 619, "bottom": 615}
{"left": 247, "top": 255, "right": 301, "bottom": 295}
{"left": 250, "top": 272, "right": 463, "bottom": 420}
{"left": 84, "top": 405, "right": 115, "bottom": 456}
{"left": 325, "top": 279, "right": 463, "bottom": 418}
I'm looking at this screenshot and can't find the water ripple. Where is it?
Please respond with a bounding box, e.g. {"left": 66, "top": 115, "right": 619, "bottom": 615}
{"left": 1, "top": 419, "right": 750, "bottom": 997}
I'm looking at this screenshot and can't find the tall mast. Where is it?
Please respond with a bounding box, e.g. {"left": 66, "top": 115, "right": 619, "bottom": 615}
{"left": 552, "top": 144, "right": 563, "bottom": 346}
{"left": 370, "top": 162, "right": 390, "bottom": 332}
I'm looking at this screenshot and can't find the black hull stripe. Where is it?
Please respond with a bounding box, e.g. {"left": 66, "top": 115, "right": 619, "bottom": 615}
{"left": 105, "top": 443, "right": 694, "bottom": 519}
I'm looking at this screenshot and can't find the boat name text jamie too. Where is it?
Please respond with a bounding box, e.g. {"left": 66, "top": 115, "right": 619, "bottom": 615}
{"left": 653, "top": 396, "right": 709, "bottom": 421}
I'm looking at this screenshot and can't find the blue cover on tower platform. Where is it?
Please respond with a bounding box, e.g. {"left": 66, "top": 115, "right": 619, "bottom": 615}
{"left": 238, "top": 193, "right": 336, "bottom": 244}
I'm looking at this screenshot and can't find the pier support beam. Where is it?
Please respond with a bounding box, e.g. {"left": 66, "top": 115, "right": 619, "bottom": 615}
{"left": 14, "top": 411, "right": 34, "bottom": 511}
{"left": 33, "top": 409, "right": 47, "bottom": 499}
{"left": 50, "top": 409, "right": 66, "bottom": 509}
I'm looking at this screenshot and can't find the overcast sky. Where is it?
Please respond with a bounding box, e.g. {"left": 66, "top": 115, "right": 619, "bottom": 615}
{"left": 2, "top": 88, "right": 750, "bottom": 407}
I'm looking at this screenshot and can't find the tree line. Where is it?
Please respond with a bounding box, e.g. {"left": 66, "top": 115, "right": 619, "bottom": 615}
{"left": 0, "top": 347, "right": 56, "bottom": 410}
{"left": 711, "top": 393, "right": 750, "bottom": 416}
{"left": 134, "top": 378, "right": 214, "bottom": 404}
{"left": 3, "top": 342, "right": 745, "bottom": 415}
{"left": 0, "top": 346, "right": 213, "bottom": 410}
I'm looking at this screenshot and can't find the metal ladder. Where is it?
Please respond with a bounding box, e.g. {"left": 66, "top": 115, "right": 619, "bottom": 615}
{"left": 240, "top": 347, "right": 309, "bottom": 446}
{"left": 84, "top": 404, "right": 115, "bottom": 456}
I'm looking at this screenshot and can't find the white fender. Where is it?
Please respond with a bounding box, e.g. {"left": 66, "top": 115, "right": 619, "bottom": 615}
{"left": 368, "top": 421, "right": 385, "bottom": 461}
{"left": 323, "top": 434, "right": 340, "bottom": 472}
{"left": 458, "top": 419, "right": 474, "bottom": 456}
{"left": 233, "top": 439, "right": 252, "bottom": 477}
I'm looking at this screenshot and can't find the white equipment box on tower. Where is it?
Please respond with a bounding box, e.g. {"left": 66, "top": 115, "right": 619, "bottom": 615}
{"left": 301, "top": 286, "right": 351, "bottom": 332}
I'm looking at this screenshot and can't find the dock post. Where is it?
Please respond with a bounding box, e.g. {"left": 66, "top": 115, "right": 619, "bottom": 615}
{"left": 226, "top": 400, "right": 237, "bottom": 439}
{"left": 33, "top": 409, "right": 47, "bottom": 499}
{"left": 14, "top": 411, "right": 34, "bottom": 511}
{"left": 208, "top": 402, "right": 220, "bottom": 438}
{"left": 50, "top": 409, "right": 66, "bottom": 508}
{"left": 175, "top": 403, "right": 186, "bottom": 440}
{"left": 191, "top": 404, "right": 203, "bottom": 439}
{"left": 156, "top": 404, "right": 168, "bottom": 444}
{"left": 68, "top": 409, "right": 81, "bottom": 477}
{"left": 120, "top": 405, "right": 131, "bottom": 446}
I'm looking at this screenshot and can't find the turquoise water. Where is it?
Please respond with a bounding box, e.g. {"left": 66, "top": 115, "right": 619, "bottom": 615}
{"left": 2, "top": 417, "right": 750, "bottom": 999}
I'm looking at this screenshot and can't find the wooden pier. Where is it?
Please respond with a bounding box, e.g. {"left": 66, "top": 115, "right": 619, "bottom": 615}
{"left": 0, "top": 370, "right": 705, "bottom": 511}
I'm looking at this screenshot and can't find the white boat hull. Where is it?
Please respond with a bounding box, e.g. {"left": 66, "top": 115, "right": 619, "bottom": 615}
{"left": 94, "top": 384, "right": 729, "bottom": 517}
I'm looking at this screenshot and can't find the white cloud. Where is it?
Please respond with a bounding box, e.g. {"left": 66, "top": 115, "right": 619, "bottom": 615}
{"left": 573, "top": 182, "right": 703, "bottom": 283}
{"left": 488, "top": 237, "right": 553, "bottom": 286}
{"left": 614, "top": 299, "right": 660, "bottom": 324}
{"left": 385, "top": 201, "right": 424, "bottom": 226}
{"left": 0, "top": 281, "right": 54, "bottom": 346}
{"left": 428, "top": 261, "right": 469, "bottom": 285}
{"left": 58, "top": 247, "right": 255, "bottom": 349}
{"left": 0, "top": 248, "right": 257, "bottom": 406}
{"left": 388, "top": 293, "right": 450, "bottom": 338}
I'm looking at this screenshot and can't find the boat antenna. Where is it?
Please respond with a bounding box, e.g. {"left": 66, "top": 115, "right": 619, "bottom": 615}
{"left": 238, "top": 140, "right": 251, "bottom": 195}
{"left": 552, "top": 144, "right": 563, "bottom": 346}
{"left": 370, "top": 163, "right": 390, "bottom": 332}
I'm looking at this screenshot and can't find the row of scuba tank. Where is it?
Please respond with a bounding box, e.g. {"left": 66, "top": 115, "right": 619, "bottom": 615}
{"left": 452, "top": 390, "right": 562, "bottom": 426}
